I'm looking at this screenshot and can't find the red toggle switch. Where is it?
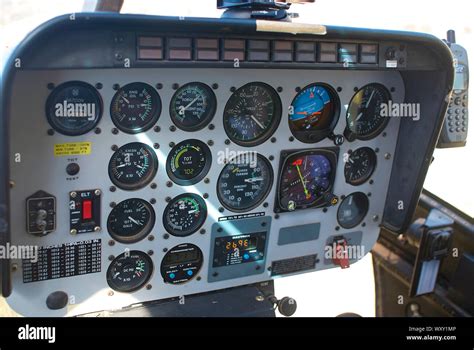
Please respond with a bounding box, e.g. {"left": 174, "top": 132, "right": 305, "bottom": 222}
{"left": 82, "top": 200, "right": 92, "bottom": 220}
{"left": 332, "top": 238, "right": 350, "bottom": 269}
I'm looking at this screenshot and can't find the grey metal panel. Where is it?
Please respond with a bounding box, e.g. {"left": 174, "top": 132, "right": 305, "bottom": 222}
{"left": 278, "top": 223, "right": 320, "bottom": 246}
{"left": 7, "top": 68, "right": 403, "bottom": 316}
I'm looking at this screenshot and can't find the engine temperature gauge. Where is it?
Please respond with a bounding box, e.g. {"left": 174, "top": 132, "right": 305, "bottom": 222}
{"left": 106, "top": 250, "right": 153, "bottom": 293}
{"left": 166, "top": 139, "right": 212, "bottom": 186}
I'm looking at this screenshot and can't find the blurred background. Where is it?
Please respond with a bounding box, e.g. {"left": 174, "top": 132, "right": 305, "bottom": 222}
{"left": 1, "top": 0, "right": 472, "bottom": 317}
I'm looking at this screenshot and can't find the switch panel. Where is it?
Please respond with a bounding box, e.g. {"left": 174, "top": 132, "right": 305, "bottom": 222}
{"left": 69, "top": 189, "right": 101, "bottom": 234}
{"left": 26, "top": 190, "right": 56, "bottom": 236}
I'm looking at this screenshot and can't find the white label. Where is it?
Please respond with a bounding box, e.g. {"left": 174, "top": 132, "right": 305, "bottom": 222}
{"left": 386, "top": 60, "right": 398, "bottom": 68}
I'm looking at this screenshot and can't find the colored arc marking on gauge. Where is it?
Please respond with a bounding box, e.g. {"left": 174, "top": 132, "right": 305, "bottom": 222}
{"left": 292, "top": 159, "right": 311, "bottom": 200}
{"left": 174, "top": 148, "right": 188, "bottom": 169}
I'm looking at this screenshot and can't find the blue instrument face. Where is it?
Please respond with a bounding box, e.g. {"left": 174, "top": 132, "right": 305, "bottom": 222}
{"left": 288, "top": 84, "right": 339, "bottom": 144}
{"left": 278, "top": 151, "right": 335, "bottom": 211}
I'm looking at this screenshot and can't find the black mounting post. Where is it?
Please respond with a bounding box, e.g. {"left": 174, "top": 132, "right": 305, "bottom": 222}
{"left": 218, "top": 0, "right": 314, "bottom": 20}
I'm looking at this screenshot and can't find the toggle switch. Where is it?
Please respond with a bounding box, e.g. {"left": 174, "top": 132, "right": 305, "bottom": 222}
{"left": 332, "top": 237, "right": 350, "bottom": 269}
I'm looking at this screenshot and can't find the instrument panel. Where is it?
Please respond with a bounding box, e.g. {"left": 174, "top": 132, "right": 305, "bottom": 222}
{"left": 8, "top": 67, "right": 404, "bottom": 316}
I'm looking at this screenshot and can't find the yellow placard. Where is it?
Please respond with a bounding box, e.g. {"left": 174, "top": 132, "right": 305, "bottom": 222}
{"left": 54, "top": 142, "right": 91, "bottom": 157}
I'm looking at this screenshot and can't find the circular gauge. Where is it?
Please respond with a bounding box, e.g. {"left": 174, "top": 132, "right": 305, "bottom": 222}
{"left": 223, "top": 82, "right": 282, "bottom": 146}
{"left": 161, "top": 243, "right": 203, "bottom": 284}
{"left": 166, "top": 139, "right": 212, "bottom": 186}
{"left": 107, "top": 198, "right": 155, "bottom": 243}
{"left": 108, "top": 142, "right": 158, "bottom": 190}
{"left": 345, "top": 83, "right": 391, "bottom": 140}
{"left": 217, "top": 153, "right": 273, "bottom": 212}
{"left": 107, "top": 250, "right": 153, "bottom": 293}
{"left": 110, "top": 82, "right": 161, "bottom": 134}
{"left": 163, "top": 193, "right": 207, "bottom": 237}
{"left": 278, "top": 150, "right": 336, "bottom": 211}
{"left": 45, "top": 81, "right": 102, "bottom": 136}
{"left": 344, "top": 147, "right": 377, "bottom": 186}
{"left": 337, "top": 192, "right": 369, "bottom": 229}
{"left": 289, "top": 83, "right": 340, "bottom": 143}
{"left": 170, "top": 82, "right": 216, "bottom": 131}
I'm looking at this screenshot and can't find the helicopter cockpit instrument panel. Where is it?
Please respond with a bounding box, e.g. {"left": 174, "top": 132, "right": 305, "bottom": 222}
{"left": 0, "top": 13, "right": 454, "bottom": 316}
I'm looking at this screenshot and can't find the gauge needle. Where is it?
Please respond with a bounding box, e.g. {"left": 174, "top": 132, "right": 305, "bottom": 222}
{"left": 295, "top": 164, "right": 311, "bottom": 199}
{"left": 114, "top": 272, "right": 120, "bottom": 278}
{"left": 366, "top": 90, "right": 375, "bottom": 108}
{"left": 356, "top": 112, "right": 364, "bottom": 121}
{"left": 128, "top": 216, "right": 143, "bottom": 226}
{"left": 244, "top": 177, "right": 263, "bottom": 183}
{"left": 188, "top": 209, "right": 198, "bottom": 214}
{"left": 183, "top": 96, "right": 200, "bottom": 111}
{"left": 250, "top": 115, "right": 265, "bottom": 129}
{"left": 122, "top": 97, "right": 130, "bottom": 104}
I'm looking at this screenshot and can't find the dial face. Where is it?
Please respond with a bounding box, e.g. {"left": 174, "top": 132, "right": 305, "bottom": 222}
{"left": 107, "top": 251, "right": 153, "bottom": 293}
{"left": 223, "top": 82, "right": 282, "bottom": 146}
{"left": 110, "top": 82, "right": 161, "bottom": 134}
{"left": 166, "top": 139, "right": 212, "bottom": 186}
{"left": 107, "top": 198, "right": 155, "bottom": 243}
{"left": 337, "top": 192, "right": 369, "bottom": 229}
{"left": 170, "top": 82, "right": 216, "bottom": 131}
{"left": 217, "top": 153, "right": 273, "bottom": 212}
{"left": 344, "top": 147, "right": 377, "bottom": 186}
{"left": 278, "top": 150, "right": 336, "bottom": 211}
{"left": 45, "top": 81, "right": 102, "bottom": 136}
{"left": 289, "top": 83, "right": 340, "bottom": 143}
{"left": 161, "top": 243, "right": 203, "bottom": 284}
{"left": 346, "top": 83, "right": 391, "bottom": 140}
{"left": 163, "top": 193, "right": 207, "bottom": 237}
{"left": 108, "top": 142, "right": 158, "bottom": 190}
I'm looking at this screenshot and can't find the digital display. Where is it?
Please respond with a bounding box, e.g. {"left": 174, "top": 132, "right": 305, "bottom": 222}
{"left": 213, "top": 232, "right": 266, "bottom": 267}
{"left": 224, "top": 237, "right": 257, "bottom": 251}
{"left": 162, "top": 248, "right": 199, "bottom": 266}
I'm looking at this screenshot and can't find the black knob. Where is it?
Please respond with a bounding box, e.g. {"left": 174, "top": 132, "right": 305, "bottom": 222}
{"left": 66, "top": 162, "right": 80, "bottom": 176}
{"left": 46, "top": 291, "right": 68, "bottom": 310}
{"left": 278, "top": 297, "right": 297, "bottom": 317}
{"left": 269, "top": 295, "right": 297, "bottom": 317}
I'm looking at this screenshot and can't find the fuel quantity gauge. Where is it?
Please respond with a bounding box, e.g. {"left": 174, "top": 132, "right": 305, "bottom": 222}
{"left": 107, "top": 198, "right": 155, "bottom": 243}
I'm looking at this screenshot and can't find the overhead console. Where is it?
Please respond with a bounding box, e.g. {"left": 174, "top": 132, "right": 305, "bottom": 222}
{"left": 0, "top": 13, "right": 454, "bottom": 316}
